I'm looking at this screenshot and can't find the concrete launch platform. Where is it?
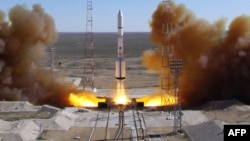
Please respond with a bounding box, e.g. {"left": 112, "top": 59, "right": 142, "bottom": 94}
{"left": 0, "top": 100, "right": 249, "bottom": 140}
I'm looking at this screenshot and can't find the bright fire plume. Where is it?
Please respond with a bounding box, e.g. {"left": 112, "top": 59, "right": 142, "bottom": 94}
{"left": 137, "top": 91, "right": 176, "bottom": 107}
{"left": 69, "top": 91, "right": 105, "bottom": 107}
{"left": 114, "top": 81, "right": 130, "bottom": 105}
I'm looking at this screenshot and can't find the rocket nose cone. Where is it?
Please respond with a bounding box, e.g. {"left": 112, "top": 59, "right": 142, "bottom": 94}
{"left": 118, "top": 9, "right": 123, "bottom": 28}
{"left": 118, "top": 10, "right": 123, "bottom": 18}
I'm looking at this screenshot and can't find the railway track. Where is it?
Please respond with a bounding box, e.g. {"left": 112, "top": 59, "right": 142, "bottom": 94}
{"left": 88, "top": 109, "right": 112, "bottom": 141}
{"left": 132, "top": 105, "right": 148, "bottom": 140}
{"left": 88, "top": 111, "right": 100, "bottom": 141}
{"left": 88, "top": 108, "right": 125, "bottom": 141}
{"left": 114, "top": 111, "right": 125, "bottom": 140}
{"left": 88, "top": 105, "right": 148, "bottom": 141}
{"left": 104, "top": 107, "right": 111, "bottom": 140}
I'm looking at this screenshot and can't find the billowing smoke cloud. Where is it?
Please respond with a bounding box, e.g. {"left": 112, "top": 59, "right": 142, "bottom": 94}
{"left": 143, "top": 2, "right": 250, "bottom": 107}
{"left": 0, "top": 4, "right": 79, "bottom": 107}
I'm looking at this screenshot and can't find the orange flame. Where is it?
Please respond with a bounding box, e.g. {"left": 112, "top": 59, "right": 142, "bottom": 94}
{"left": 68, "top": 91, "right": 105, "bottom": 107}
{"left": 114, "top": 81, "right": 130, "bottom": 105}
{"left": 137, "top": 91, "right": 176, "bottom": 107}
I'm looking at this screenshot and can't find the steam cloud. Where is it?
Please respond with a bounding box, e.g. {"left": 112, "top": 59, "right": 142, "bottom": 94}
{"left": 143, "top": 2, "right": 250, "bottom": 107}
{"left": 0, "top": 4, "right": 79, "bottom": 107}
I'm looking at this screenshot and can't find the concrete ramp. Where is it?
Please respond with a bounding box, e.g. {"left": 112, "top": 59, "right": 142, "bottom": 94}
{"left": 33, "top": 119, "right": 62, "bottom": 130}
{"left": 0, "top": 120, "right": 40, "bottom": 141}
{"left": 184, "top": 120, "right": 223, "bottom": 141}
{"left": 182, "top": 110, "right": 208, "bottom": 126}
{"left": 34, "top": 110, "right": 78, "bottom": 131}
{"left": 0, "top": 120, "right": 10, "bottom": 132}
{"left": 0, "top": 101, "right": 39, "bottom": 112}
{"left": 0, "top": 133, "right": 23, "bottom": 141}
{"left": 54, "top": 111, "right": 78, "bottom": 130}
{"left": 18, "top": 120, "right": 40, "bottom": 141}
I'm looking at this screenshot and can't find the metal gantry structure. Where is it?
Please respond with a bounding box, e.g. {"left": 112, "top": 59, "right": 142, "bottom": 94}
{"left": 161, "top": 0, "right": 183, "bottom": 134}
{"left": 170, "top": 59, "right": 183, "bottom": 133}
{"left": 161, "top": 0, "right": 174, "bottom": 110}
{"left": 83, "top": 0, "right": 94, "bottom": 90}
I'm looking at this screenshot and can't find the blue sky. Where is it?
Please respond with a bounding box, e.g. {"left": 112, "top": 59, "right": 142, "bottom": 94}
{"left": 0, "top": 0, "right": 250, "bottom": 32}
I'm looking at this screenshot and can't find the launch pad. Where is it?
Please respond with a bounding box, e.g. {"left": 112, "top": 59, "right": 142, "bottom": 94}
{"left": 1, "top": 0, "right": 250, "bottom": 140}
{"left": 1, "top": 100, "right": 249, "bottom": 140}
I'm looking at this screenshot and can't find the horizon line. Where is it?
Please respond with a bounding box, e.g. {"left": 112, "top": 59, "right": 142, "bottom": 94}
{"left": 57, "top": 31, "right": 151, "bottom": 33}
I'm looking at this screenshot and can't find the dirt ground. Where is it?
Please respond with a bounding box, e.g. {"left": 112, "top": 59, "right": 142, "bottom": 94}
{"left": 54, "top": 57, "right": 160, "bottom": 89}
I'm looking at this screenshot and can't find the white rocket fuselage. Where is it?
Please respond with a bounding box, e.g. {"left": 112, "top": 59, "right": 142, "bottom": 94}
{"left": 116, "top": 10, "right": 126, "bottom": 80}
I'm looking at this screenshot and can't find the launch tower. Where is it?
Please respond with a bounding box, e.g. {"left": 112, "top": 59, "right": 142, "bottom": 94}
{"left": 83, "top": 0, "right": 94, "bottom": 90}
{"left": 161, "top": 0, "right": 182, "bottom": 134}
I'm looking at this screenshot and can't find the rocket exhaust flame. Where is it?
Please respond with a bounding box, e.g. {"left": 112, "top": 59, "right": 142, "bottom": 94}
{"left": 143, "top": 2, "right": 250, "bottom": 107}
{"left": 113, "top": 81, "right": 130, "bottom": 105}
{"left": 69, "top": 92, "right": 105, "bottom": 107}
{"left": 137, "top": 89, "right": 176, "bottom": 107}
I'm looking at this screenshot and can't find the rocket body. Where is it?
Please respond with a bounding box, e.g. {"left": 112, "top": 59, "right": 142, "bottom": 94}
{"left": 116, "top": 10, "right": 126, "bottom": 80}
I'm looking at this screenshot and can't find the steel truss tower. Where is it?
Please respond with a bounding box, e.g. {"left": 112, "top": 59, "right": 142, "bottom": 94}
{"left": 161, "top": 0, "right": 182, "bottom": 134}
{"left": 161, "top": 0, "right": 174, "bottom": 110}
{"left": 170, "top": 59, "right": 183, "bottom": 133}
{"left": 83, "top": 0, "right": 94, "bottom": 90}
